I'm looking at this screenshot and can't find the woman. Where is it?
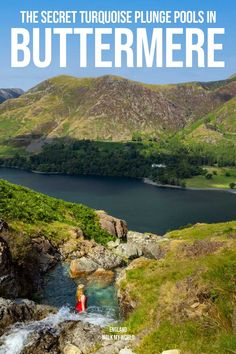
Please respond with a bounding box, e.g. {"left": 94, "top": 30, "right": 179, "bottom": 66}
{"left": 75, "top": 284, "right": 87, "bottom": 313}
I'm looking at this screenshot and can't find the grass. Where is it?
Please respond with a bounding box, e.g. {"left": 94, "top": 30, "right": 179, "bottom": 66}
{"left": 185, "top": 166, "right": 236, "bottom": 189}
{"left": 117, "top": 222, "right": 236, "bottom": 354}
{"left": 0, "top": 179, "right": 115, "bottom": 259}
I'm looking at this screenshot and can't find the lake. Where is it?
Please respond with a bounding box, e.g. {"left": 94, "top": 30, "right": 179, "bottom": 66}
{"left": 0, "top": 168, "right": 235, "bottom": 234}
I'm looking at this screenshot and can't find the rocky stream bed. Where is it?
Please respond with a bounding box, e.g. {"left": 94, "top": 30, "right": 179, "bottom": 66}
{"left": 0, "top": 212, "right": 170, "bottom": 354}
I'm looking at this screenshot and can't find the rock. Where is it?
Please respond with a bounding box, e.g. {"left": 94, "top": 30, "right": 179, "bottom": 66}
{"left": 23, "top": 321, "right": 99, "bottom": 354}
{"left": 142, "top": 243, "right": 166, "bottom": 260}
{"left": 59, "top": 228, "right": 86, "bottom": 260}
{"left": 96, "top": 211, "right": 127, "bottom": 240}
{"left": 0, "top": 220, "right": 9, "bottom": 233}
{"left": 119, "top": 348, "right": 136, "bottom": 354}
{"left": 115, "top": 243, "right": 142, "bottom": 260}
{"left": 126, "top": 231, "right": 169, "bottom": 260}
{"left": 191, "top": 302, "right": 200, "bottom": 309}
{"left": 87, "top": 268, "right": 115, "bottom": 287}
{"left": 63, "top": 344, "right": 82, "bottom": 354}
{"left": 107, "top": 239, "right": 121, "bottom": 249}
{"left": 161, "top": 350, "right": 181, "bottom": 354}
{"left": 31, "top": 237, "right": 60, "bottom": 273}
{"left": 22, "top": 329, "right": 60, "bottom": 354}
{"left": 0, "top": 297, "right": 55, "bottom": 336}
{"left": 70, "top": 243, "right": 124, "bottom": 278}
{"left": 87, "top": 244, "right": 124, "bottom": 269}
{"left": 59, "top": 321, "right": 102, "bottom": 353}
{"left": 93, "top": 340, "right": 136, "bottom": 354}
{"left": 0, "top": 237, "right": 20, "bottom": 298}
{"left": 70, "top": 257, "right": 99, "bottom": 277}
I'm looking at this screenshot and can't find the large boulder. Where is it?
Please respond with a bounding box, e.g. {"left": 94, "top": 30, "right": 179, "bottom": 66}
{"left": 96, "top": 211, "right": 127, "bottom": 240}
{"left": 87, "top": 244, "right": 124, "bottom": 269}
{"left": 109, "top": 231, "right": 169, "bottom": 261}
{"left": 70, "top": 257, "right": 100, "bottom": 277}
{"left": 70, "top": 244, "right": 124, "bottom": 277}
{"left": 126, "top": 231, "right": 169, "bottom": 260}
{"left": 115, "top": 243, "right": 143, "bottom": 260}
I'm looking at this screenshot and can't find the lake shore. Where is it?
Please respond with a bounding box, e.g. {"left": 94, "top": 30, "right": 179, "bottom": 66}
{"left": 143, "top": 178, "right": 236, "bottom": 194}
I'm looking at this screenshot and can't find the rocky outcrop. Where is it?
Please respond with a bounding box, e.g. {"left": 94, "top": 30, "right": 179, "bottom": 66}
{"left": 70, "top": 257, "right": 99, "bottom": 277}
{"left": 112, "top": 231, "right": 169, "bottom": 260}
{"left": 87, "top": 268, "right": 115, "bottom": 287}
{"left": 59, "top": 321, "right": 101, "bottom": 353}
{"left": 59, "top": 228, "right": 85, "bottom": 260}
{"left": 0, "top": 297, "right": 56, "bottom": 336}
{"left": 96, "top": 211, "right": 127, "bottom": 240}
{"left": 31, "top": 237, "right": 60, "bottom": 273}
{"left": 70, "top": 243, "right": 124, "bottom": 277}
{"left": 0, "top": 236, "right": 20, "bottom": 298}
{"left": 21, "top": 320, "right": 102, "bottom": 354}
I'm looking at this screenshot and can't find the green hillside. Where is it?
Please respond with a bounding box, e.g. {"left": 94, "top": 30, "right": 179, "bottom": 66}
{"left": 1, "top": 74, "right": 236, "bottom": 151}
{"left": 120, "top": 221, "right": 236, "bottom": 354}
{"left": 0, "top": 179, "right": 115, "bottom": 255}
{"left": 179, "top": 95, "right": 236, "bottom": 165}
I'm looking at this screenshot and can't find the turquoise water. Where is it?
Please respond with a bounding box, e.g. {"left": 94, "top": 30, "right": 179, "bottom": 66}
{"left": 40, "top": 263, "right": 120, "bottom": 320}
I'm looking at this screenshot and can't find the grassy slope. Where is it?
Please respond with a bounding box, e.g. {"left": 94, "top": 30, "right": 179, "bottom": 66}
{"left": 120, "top": 222, "right": 236, "bottom": 354}
{"left": 1, "top": 75, "right": 236, "bottom": 147}
{"left": 185, "top": 167, "right": 236, "bottom": 189}
{"left": 0, "top": 179, "right": 115, "bottom": 258}
{"left": 181, "top": 96, "right": 236, "bottom": 157}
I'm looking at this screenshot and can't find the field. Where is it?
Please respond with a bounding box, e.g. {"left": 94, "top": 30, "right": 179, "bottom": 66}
{"left": 185, "top": 166, "right": 236, "bottom": 189}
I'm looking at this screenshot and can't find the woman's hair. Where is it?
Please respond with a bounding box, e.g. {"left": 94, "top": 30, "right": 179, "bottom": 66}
{"left": 76, "top": 287, "right": 84, "bottom": 300}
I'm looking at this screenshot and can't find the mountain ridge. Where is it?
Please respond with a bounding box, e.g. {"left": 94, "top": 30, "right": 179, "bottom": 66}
{"left": 1, "top": 74, "right": 236, "bottom": 146}
{"left": 0, "top": 88, "right": 24, "bottom": 104}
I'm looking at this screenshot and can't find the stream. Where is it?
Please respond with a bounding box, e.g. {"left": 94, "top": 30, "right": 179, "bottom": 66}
{"left": 0, "top": 264, "right": 120, "bottom": 354}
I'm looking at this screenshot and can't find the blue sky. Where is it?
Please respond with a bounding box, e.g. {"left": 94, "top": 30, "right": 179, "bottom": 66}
{"left": 0, "top": 0, "right": 235, "bottom": 90}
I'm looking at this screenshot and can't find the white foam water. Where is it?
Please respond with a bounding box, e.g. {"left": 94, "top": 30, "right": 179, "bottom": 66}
{"left": 0, "top": 306, "right": 115, "bottom": 354}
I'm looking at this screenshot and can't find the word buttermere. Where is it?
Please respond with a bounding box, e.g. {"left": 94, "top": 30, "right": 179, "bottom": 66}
{"left": 11, "top": 27, "right": 225, "bottom": 68}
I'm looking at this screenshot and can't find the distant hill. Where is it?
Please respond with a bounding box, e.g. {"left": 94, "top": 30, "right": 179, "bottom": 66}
{"left": 0, "top": 88, "right": 23, "bottom": 104}
{"left": 181, "top": 95, "right": 236, "bottom": 149}
{"left": 1, "top": 74, "right": 236, "bottom": 147}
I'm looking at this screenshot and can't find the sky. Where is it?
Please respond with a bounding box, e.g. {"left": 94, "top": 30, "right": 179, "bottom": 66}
{"left": 0, "top": 0, "right": 235, "bottom": 90}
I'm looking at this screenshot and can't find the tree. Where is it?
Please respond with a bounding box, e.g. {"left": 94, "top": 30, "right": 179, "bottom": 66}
{"left": 229, "top": 182, "right": 236, "bottom": 189}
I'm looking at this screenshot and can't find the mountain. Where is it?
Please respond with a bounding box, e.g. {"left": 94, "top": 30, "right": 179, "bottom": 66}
{"left": 180, "top": 94, "right": 236, "bottom": 158}
{"left": 0, "top": 88, "right": 23, "bottom": 104}
{"left": 1, "top": 74, "right": 236, "bottom": 147}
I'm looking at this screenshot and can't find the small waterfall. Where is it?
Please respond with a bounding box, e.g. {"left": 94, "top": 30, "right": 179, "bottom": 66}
{"left": 0, "top": 305, "right": 116, "bottom": 354}
{"left": 0, "top": 263, "right": 120, "bottom": 353}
